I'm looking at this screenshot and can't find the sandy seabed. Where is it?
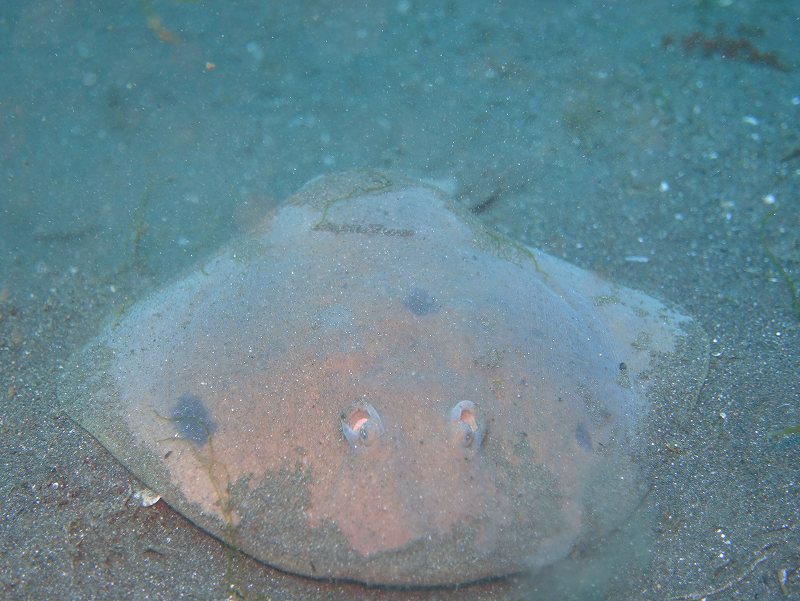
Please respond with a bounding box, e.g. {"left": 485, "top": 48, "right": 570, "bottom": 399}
{"left": 1, "top": 1, "right": 798, "bottom": 600}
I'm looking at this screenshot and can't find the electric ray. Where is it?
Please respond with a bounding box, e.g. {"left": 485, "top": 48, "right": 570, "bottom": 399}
{"left": 61, "top": 171, "right": 707, "bottom": 587}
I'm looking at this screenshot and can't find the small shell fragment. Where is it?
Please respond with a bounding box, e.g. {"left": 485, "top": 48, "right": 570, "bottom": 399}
{"left": 132, "top": 486, "right": 161, "bottom": 507}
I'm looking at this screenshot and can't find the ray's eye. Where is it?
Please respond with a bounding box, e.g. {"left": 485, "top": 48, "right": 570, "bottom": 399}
{"left": 341, "top": 400, "right": 384, "bottom": 449}
{"left": 448, "top": 400, "right": 485, "bottom": 450}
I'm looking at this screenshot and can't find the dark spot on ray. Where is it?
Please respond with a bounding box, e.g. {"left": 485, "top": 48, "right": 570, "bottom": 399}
{"left": 575, "top": 422, "right": 592, "bottom": 451}
{"left": 172, "top": 393, "right": 217, "bottom": 445}
{"left": 403, "top": 287, "right": 439, "bottom": 315}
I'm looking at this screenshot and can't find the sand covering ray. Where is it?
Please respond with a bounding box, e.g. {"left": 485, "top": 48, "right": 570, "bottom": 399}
{"left": 60, "top": 171, "right": 708, "bottom": 586}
